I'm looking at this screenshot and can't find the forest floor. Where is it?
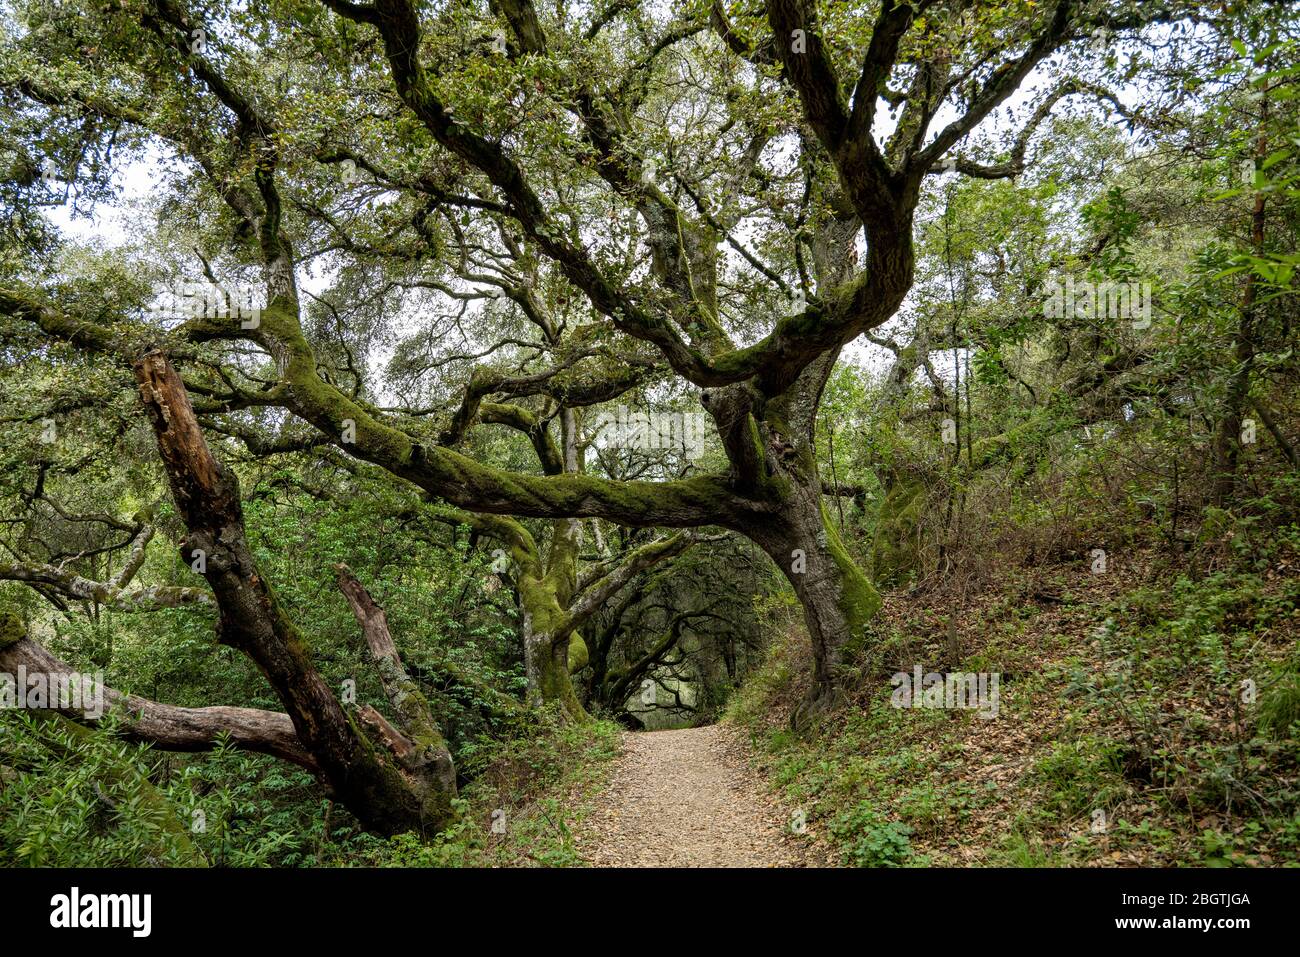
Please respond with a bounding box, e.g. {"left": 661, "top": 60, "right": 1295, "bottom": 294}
{"left": 729, "top": 547, "right": 1300, "bottom": 867}
{"left": 574, "top": 725, "right": 824, "bottom": 867}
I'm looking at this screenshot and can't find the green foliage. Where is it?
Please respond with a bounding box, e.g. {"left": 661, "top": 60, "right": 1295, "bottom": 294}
{"left": 168, "top": 738, "right": 321, "bottom": 868}
{"left": 828, "top": 803, "right": 918, "bottom": 868}
{"left": 1258, "top": 657, "right": 1300, "bottom": 738}
{"left": 1032, "top": 738, "right": 1130, "bottom": 818}
{"left": 0, "top": 712, "right": 199, "bottom": 867}
{"left": 356, "top": 715, "right": 622, "bottom": 868}
{"left": 1, "top": 0, "right": 1298, "bottom": 871}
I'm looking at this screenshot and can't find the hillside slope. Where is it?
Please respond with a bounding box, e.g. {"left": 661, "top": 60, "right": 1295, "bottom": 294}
{"left": 729, "top": 543, "right": 1300, "bottom": 867}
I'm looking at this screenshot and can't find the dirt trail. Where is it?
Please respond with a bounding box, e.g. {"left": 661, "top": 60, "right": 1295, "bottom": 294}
{"left": 576, "top": 724, "right": 821, "bottom": 867}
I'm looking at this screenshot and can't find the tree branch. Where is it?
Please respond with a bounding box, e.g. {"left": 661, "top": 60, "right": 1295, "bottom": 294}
{"left": 0, "top": 623, "right": 314, "bottom": 770}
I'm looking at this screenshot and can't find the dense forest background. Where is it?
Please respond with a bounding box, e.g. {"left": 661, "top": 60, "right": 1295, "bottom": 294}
{"left": 1, "top": 0, "right": 1297, "bottom": 867}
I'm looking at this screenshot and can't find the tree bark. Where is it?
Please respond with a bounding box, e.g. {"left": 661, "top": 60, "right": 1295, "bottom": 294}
{"left": 726, "top": 218, "right": 885, "bottom": 727}
{"left": 133, "top": 350, "right": 455, "bottom": 836}
{"left": 748, "top": 469, "right": 881, "bottom": 727}
{"left": 518, "top": 519, "right": 587, "bottom": 720}
{"left": 335, "top": 563, "right": 457, "bottom": 819}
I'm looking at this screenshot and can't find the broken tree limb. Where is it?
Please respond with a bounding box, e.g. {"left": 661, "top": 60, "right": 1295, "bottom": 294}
{"left": 0, "top": 618, "right": 314, "bottom": 770}
{"left": 334, "top": 564, "right": 457, "bottom": 805}
{"left": 334, "top": 566, "right": 435, "bottom": 728}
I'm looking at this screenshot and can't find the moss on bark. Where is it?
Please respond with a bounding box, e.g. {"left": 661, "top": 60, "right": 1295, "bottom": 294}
{"left": 870, "top": 478, "right": 926, "bottom": 585}
{"left": 819, "top": 502, "right": 882, "bottom": 662}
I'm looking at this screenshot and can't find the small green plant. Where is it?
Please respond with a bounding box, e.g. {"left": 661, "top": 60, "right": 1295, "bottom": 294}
{"left": 828, "top": 802, "right": 918, "bottom": 867}
{"left": 0, "top": 712, "right": 204, "bottom": 867}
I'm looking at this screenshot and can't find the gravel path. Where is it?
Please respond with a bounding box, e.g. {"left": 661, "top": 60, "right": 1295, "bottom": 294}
{"left": 576, "top": 724, "right": 821, "bottom": 867}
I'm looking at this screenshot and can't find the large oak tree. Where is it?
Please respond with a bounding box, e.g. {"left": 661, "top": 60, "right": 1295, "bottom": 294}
{"left": 1, "top": 0, "right": 1214, "bottom": 833}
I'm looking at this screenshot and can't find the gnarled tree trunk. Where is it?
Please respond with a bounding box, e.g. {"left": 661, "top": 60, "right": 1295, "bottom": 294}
{"left": 723, "top": 216, "right": 889, "bottom": 726}
{"left": 134, "top": 350, "right": 456, "bottom": 836}
{"left": 742, "top": 376, "right": 882, "bottom": 725}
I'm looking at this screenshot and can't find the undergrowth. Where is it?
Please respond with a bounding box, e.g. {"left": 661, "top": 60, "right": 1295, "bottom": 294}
{"left": 728, "top": 523, "right": 1300, "bottom": 868}
{"left": 0, "top": 708, "right": 621, "bottom": 868}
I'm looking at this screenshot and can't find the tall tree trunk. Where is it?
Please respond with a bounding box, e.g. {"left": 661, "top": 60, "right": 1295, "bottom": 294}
{"left": 1213, "top": 113, "right": 1268, "bottom": 505}
{"left": 751, "top": 217, "right": 883, "bottom": 725}
{"left": 719, "top": 342, "right": 882, "bottom": 727}
{"left": 516, "top": 410, "right": 603, "bottom": 720}
{"left": 519, "top": 518, "right": 587, "bottom": 720}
